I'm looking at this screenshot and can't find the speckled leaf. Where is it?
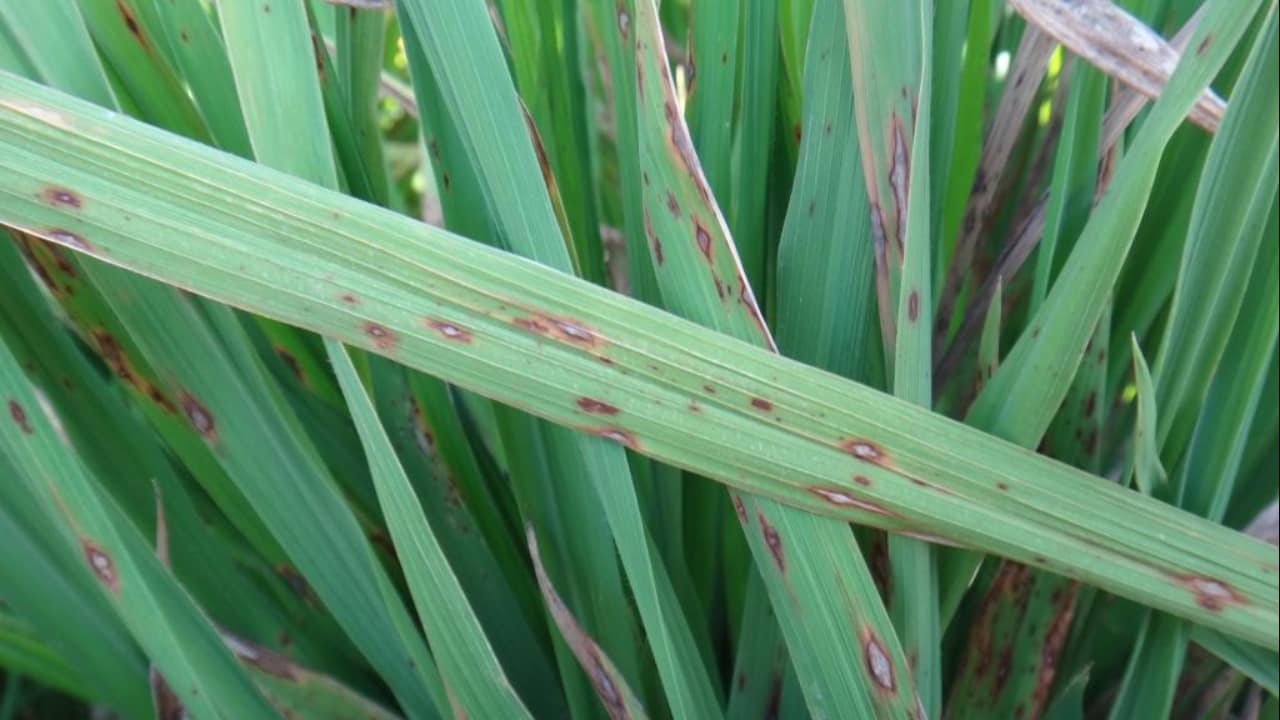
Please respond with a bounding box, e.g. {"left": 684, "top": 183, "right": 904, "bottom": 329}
{"left": 0, "top": 339, "right": 277, "bottom": 719}
{"left": 0, "top": 78, "right": 1276, "bottom": 651}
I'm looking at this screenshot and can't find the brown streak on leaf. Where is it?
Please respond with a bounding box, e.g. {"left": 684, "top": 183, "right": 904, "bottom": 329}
{"left": 275, "top": 347, "right": 306, "bottom": 384}
{"left": 807, "top": 487, "right": 898, "bottom": 518}
{"left": 180, "top": 393, "right": 216, "bottom": 440}
{"left": 840, "top": 439, "right": 891, "bottom": 467}
{"left": 115, "top": 0, "right": 149, "bottom": 49}
{"left": 42, "top": 187, "right": 82, "bottom": 208}
{"left": 758, "top": 512, "right": 785, "bottom": 573}
{"left": 83, "top": 540, "right": 119, "bottom": 593}
{"left": 426, "top": 319, "right": 473, "bottom": 343}
{"left": 8, "top": 399, "right": 32, "bottom": 434}
{"left": 363, "top": 321, "right": 397, "bottom": 349}
{"left": 1171, "top": 574, "right": 1245, "bottom": 611}
{"left": 577, "top": 397, "right": 620, "bottom": 415}
{"left": 591, "top": 427, "right": 640, "bottom": 450}
{"left": 862, "top": 629, "right": 897, "bottom": 693}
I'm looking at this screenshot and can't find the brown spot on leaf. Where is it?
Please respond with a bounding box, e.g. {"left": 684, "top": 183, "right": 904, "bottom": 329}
{"left": 907, "top": 290, "right": 919, "bottom": 322}
{"left": 275, "top": 347, "right": 305, "bottom": 383}
{"left": 758, "top": 512, "right": 785, "bottom": 573}
{"left": 644, "top": 207, "right": 663, "bottom": 265}
{"left": 8, "top": 400, "right": 32, "bottom": 434}
{"left": 694, "top": 220, "right": 712, "bottom": 261}
{"left": 587, "top": 649, "right": 624, "bottom": 716}
{"left": 151, "top": 669, "right": 184, "bottom": 720}
{"left": 427, "top": 319, "right": 473, "bottom": 343}
{"left": 841, "top": 439, "right": 889, "bottom": 466}
{"left": 732, "top": 495, "right": 747, "bottom": 525}
{"left": 792, "top": 122, "right": 801, "bottom": 144}
{"left": 591, "top": 427, "right": 639, "bottom": 450}
{"left": 226, "top": 635, "right": 300, "bottom": 681}
{"left": 43, "top": 187, "right": 81, "bottom": 208}
{"left": 807, "top": 487, "right": 898, "bottom": 517}
{"left": 83, "top": 540, "right": 119, "bottom": 593}
{"left": 115, "top": 0, "right": 147, "bottom": 47}
{"left": 997, "top": 482, "right": 1009, "bottom": 491}
{"left": 363, "top": 321, "right": 396, "bottom": 349}
{"left": 751, "top": 397, "right": 773, "bottom": 412}
{"left": 1083, "top": 391, "right": 1096, "bottom": 417}
{"left": 702, "top": 384, "right": 716, "bottom": 394}
{"left": 1197, "top": 33, "right": 1212, "bottom": 55}
{"left": 577, "top": 397, "right": 620, "bottom": 415}
{"left": 1172, "top": 574, "right": 1244, "bottom": 611}
{"left": 616, "top": 3, "right": 629, "bottom": 37}
{"left": 276, "top": 564, "right": 317, "bottom": 605}
{"left": 862, "top": 630, "right": 896, "bottom": 692}
{"left": 47, "top": 228, "right": 92, "bottom": 252}
{"left": 854, "top": 475, "right": 871, "bottom": 486}
{"left": 666, "top": 190, "right": 681, "bottom": 218}
{"left": 340, "top": 293, "right": 359, "bottom": 304}
{"left": 180, "top": 393, "right": 216, "bottom": 440}
{"left": 888, "top": 114, "right": 909, "bottom": 254}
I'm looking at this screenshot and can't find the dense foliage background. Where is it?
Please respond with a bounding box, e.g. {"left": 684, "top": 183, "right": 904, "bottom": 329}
{"left": 0, "top": 0, "right": 1276, "bottom": 717}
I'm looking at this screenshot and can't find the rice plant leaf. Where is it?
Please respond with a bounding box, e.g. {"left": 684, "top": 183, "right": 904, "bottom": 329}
{"left": 1041, "top": 667, "right": 1090, "bottom": 720}
{"left": 145, "top": 0, "right": 255, "bottom": 158}
{"left": 936, "top": 25, "right": 1056, "bottom": 341}
{"left": 396, "top": 4, "right": 725, "bottom": 714}
{"left": 527, "top": 527, "right": 651, "bottom": 720}
{"left": 729, "top": 0, "right": 778, "bottom": 295}
{"left": 1009, "top": 0, "right": 1224, "bottom": 132}
{"left": 332, "top": 344, "right": 533, "bottom": 718}
{"left": 71, "top": 0, "right": 210, "bottom": 140}
{"left": 0, "top": 485, "right": 149, "bottom": 717}
{"left": 887, "top": 2, "right": 940, "bottom": 713}
{"left": 635, "top": 1, "right": 918, "bottom": 714}
{"left": 1130, "top": 335, "right": 1167, "bottom": 495}
{"left": 841, "top": 0, "right": 925, "bottom": 354}
{"left": 774, "top": 0, "right": 882, "bottom": 388}
{"left": 1190, "top": 625, "right": 1280, "bottom": 695}
{"left": 0, "top": 240, "right": 345, "bottom": 668}
{"left": 1150, "top": 11, "right": 1279, "bottom": 449}
{"left": 685, "top": 0, "right": 739, "bottom": 208}
{"left": 0, "top": 75, "right": 1276, "bottom": 650}
{"left": 0, "top": 0, "right": 114, "bottom": 108}
{"left": 220, "top": 633, "right": 404, "bottom": 720}
{"left": 0, "top": 611, "right": 97, "bottom": 703}
{"left": 0, "top": 338, "right": 277, "bottom": 719}
{"left": 967, "top": 0, "right": 1267, "bottom": 446}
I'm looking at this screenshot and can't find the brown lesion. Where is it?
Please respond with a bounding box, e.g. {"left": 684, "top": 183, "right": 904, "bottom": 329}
{"left": 1170, "top": 573, "right": 1246, "bottom": 612}
{"left": 861, "top": 628, "right": 897, "bottom": 693}
{"left": 42, "top": 187, "right": 82, "bottom": 208}
{"left": 362, "top": 321, "right": 397, "bottom": 350}
{"left": 82, "top": 539, "right": 119, "bottom": 593}
{"left": 8, "top": 399, "right": 33, "bottom": 434}
{"left": 589, "top": 426, "right": 640, "bottom": 450}
{"left": 577, "top": 397, "right": 620, "bottom": 415}
{"left": 513, "top": 313, "right": 604, "bottom": 349}
{"left": 115, "top": 0, "right": 150, "bottom": 49}
{"left": 90, "top": 330, "right": 177, "bottom": 414}
{"left": 806, "top": 486, "right": 898, "bottom": 518}
{"left": 758, "top": 512, "right": 785, "bottom": 573}
{"left": 840, "top": 438, "right": 892, "bottom": 467}
{"left": 179, "top": 392, "right": 216, "bottom": 441}
{"left": 274, "top": 346, "right": 306, "bottom": 384}
{"left": 425, "top": 319, "right": 473, "bottom": 343}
